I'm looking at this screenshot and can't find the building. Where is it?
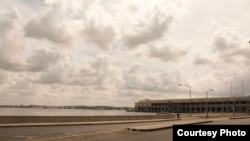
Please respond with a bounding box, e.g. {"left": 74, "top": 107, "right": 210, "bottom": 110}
{"left": 135, "top": 96, "right": 250, "bottom": 113}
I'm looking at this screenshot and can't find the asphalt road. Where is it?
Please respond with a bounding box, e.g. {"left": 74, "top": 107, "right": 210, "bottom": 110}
{"left": 0, "top": 118, "right": 249, "bottom": 141}
{"left": 0, "top": 120, "right": 179, "bottom": 141}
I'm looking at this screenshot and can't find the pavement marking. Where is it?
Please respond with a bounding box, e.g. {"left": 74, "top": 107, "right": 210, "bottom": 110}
{"left": 27, "top": 136, "right": 36, "bottom": 140}
{"left": 13, "top": 136, "right": 29, "bottom": 138}
{"left": 28, "top": 129, "right": 121, "bottom": 141}
{"left": 63, "top": 132, "right": 73, "bottom": 135}
{"left": 13, "top": 136, "right": 36, "bottom": 140}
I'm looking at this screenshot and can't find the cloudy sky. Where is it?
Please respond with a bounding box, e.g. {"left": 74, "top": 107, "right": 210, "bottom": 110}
{"left": 0, "top": 0, "right": 250, "bottom": 107}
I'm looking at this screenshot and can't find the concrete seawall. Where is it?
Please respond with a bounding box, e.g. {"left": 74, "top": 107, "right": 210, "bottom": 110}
{"left": 0, "top": 114, "right": 176, "bottom": 123}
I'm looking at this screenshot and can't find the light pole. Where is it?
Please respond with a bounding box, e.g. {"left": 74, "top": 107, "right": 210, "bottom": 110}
{"left": 206, "top": 89, "right": 213, "bottom": 120}
{"left": 179, "top": 84, "right": 192, "bottom": 116}
{"left": 247, "top": 95, "right": 250, "bottom": 115}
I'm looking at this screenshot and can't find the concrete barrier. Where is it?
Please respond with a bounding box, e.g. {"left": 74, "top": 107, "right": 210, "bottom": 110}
{"left": 0, "top": 114, "right": 176, "bottom": 123}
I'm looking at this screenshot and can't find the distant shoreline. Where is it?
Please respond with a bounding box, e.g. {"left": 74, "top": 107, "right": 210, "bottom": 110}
{"left": 0, "top": 105, "right": 134, "bottom": 111}
{"left": 0, "top": 107, "right": 155, "bottom": 116}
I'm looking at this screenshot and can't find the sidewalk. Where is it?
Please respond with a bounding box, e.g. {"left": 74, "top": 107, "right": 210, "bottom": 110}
{"left": 0, "top": 118, "right": 181, "bottom": 127}
{"left": 126, "top": 116, "right": 240, "bottom": 131}
{"left": 127, "top": 118, "right": 213, "bottom": 131}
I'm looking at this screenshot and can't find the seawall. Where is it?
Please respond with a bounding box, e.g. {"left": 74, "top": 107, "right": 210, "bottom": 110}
{"left": 0, "top": 114, "right": 176, "bottom": 123}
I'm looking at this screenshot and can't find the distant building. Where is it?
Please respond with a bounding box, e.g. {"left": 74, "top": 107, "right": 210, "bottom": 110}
{"left": 135, "top": 96, "right": 250, "bottom": 113}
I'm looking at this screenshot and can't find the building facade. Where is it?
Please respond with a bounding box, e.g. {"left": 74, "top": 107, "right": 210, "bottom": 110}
{"left": 135, "top": 96, "right": 250, "bottom": 113}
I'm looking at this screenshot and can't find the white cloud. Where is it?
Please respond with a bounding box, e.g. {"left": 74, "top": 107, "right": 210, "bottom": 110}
{"left": 209, "top": 21, "right": 250, "bottom": 65}
{"left": 122, "top": 0, "right": 180, "bottom": 48}
{"left": 211, "top": 22, "right": 240, "bottom": 52}
{"left": 0, "top": 6, "right": 67, "bottom": 74}
{"left": 24, "top": 3, "right": 74, "bottom": 45}
{"left": 0, "top": 8, "right": 28, "bottom": 72}
{"left": 82, "top": 3, "right": 116, "bottom": 50}
{"left": 0, "top": 7, "right": 20, "bottom": 37}
{"left": 124, "top": 16, "right": 173, "bottom": 48}
{"left": 1, "top": 0, "right": 250, "bottom": 107}
{"left": 34, "top": 55, "right": 114, "bottom": 91}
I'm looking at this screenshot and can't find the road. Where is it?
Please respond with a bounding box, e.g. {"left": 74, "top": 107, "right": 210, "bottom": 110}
{"left": 0, "top": 118, "right": 249, "bottom": 141}
{"left": 0, "top": 120, "right": 176, "bottom": 141}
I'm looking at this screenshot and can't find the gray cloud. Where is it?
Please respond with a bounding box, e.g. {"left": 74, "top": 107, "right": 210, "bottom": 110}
{"left": 21, "top": 0, "right": 45, "bottom": 7}
{"left": 213, "top": 35, "right": 239, "bottom": 52}
{"left": 27, "top": 49, "right": 61, "bottom": 72}
{"left": 122, "top": 65, "right": 182, "bottom": 93}
{"left": 82, "top": 26, "right": 115, "bottom": 50}
{"left": 212, "top": 25, "right": 240, "bottom": 52}
{"left": 0, "top": 60, "right": 28, "bottom": 72}
{"left": 230, "top": 48, "right": 250, "bottom": 59}
{"left": 0, "top": 36, "right": 60, "bottom": 72}
{"left": 0, "top": 70, "right": 7, "bottom": 84}
{"left": 58, "top": 56, "right": 132, "bottom": 92}
{"left": 124, "top": 16, "right": 173, "bottom": 48}
{"left": 219, "top": 47, "right": 250, "bottom": 65}
{"left": 149, "top": 45, "right": 188, "bottom": 62}
{"left": 0, "top": 8, "right": 18, "bottom": 38}
{"left": 211, "top": 25, "right": 250, "bottom": 65}
{"left": 128, "top": 64, "right": 141, "bottom": 74}
{"left": 193, "top": 55, "right": 214, "bottom": 66}
{"left": 36, "top": 67, "right": 64, "bottom": 84}
{"left": 24, "top": 3, "right": 73, "bottom": 44}
{"left": 89, "top": 57, "right": 111, "bottom": 89}
{"left": 34, "top": 56, "right": 112, "bottom": 89}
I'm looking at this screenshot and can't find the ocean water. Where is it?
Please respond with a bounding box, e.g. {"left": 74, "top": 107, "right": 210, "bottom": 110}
{"left": 0, "top": 107, "right": 155, "bottom": 116}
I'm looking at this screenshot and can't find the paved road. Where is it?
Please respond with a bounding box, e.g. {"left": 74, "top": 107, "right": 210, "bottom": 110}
{"left": 0, "top": 120, "right": 180, "bottom": 141}
{"left": 0, "top": 118, "right": 249, "bottom": 141}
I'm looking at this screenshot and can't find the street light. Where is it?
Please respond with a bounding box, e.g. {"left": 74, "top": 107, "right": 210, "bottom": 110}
{"left": 179, "top": 84, "right": 192, "bottom": 116}
{"left": 206, "top": 89, "right": 213, "bottom": 120}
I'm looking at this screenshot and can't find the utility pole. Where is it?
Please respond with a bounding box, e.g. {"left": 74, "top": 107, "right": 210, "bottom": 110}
{"left": 206, "top": 89, "right": 213, "bottom": 120}
{"left": 231, "top": 83, "right": 235, "bottom": 116}
{"left": 242, "top": 80, "right": 243, "bottom": 95}
{"left": 231, "top": 83, "right": 232, "bottom": 97}
{"left": 179, "top": 84, "right": 192, "bottom": 116}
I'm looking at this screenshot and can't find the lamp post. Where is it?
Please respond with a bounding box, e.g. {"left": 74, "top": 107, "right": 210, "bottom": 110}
{"left": 247, "top": 95, "right": 250, "bottom": 115}
{"left": 206, "top": 89, "right": 213, "bottom": 120}
{"left": 179, "top": 84, "right": 192, "bottom": 116}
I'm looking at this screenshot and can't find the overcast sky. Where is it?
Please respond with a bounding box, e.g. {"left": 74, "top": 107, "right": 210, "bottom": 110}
{"left": 0, "top": 0, "right": 250, "bottom": 107}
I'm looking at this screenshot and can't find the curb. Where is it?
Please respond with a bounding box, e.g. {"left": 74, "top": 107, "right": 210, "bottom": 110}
{"left": 127, "top": 120, "right": 213, "bottom": 131}
{"left": 229, "top": 116, "right": 250, "bottom": 119}
{"left": 0, "top": 118, "right": 181, "bottom": 128}
{"left": 178, "top": 120, "right": 213, "bottom": 125}
{"left": 127, "top": 125, "right": 172, "bottom": 131}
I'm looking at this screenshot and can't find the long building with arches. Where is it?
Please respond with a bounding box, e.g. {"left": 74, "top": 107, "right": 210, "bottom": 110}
{"left": 134, "top": 96, "right": 250, "bottom": 113}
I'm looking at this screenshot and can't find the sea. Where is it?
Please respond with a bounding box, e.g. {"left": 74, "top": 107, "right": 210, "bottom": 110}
{"left": 0, "top": 107, "right": 155, "bottom": 116}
